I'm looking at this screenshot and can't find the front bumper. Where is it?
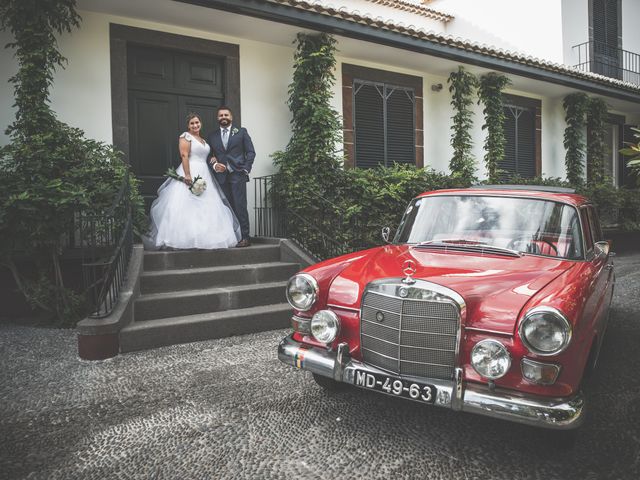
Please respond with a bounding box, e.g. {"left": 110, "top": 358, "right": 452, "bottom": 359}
{"left": 278, "top": 335, "right": 585, "bottom": 430}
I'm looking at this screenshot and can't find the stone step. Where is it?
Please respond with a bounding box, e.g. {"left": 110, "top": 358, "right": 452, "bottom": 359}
{"left": 143, "top": 244, "right": 281, "bottom": 271}
{"left": 140, "top": 261, "right": 299, "bottom": 294}
{"left": 120, "top": 303, "right": 293, "bottom": 352}
{"left": 134, "top": 281, "right": 287, "bottom": 321}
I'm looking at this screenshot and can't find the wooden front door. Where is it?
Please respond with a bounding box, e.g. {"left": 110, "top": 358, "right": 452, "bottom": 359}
{"left": 127, "top": 45, "right": 224, "bottom": 208}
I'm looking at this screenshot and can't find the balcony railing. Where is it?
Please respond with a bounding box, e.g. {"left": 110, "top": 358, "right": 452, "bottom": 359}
{"left": 572, "top": 41, "right": 640, "bottom": 85}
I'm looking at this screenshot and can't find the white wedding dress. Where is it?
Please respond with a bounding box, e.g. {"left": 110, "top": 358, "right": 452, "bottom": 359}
{"left": 144, "top": 132, "right": 241, "bottom": 250}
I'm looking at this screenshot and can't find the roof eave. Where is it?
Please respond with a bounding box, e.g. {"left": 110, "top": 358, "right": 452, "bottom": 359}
{"left": 175, "top": 0, "right": 640, "bottom": 104}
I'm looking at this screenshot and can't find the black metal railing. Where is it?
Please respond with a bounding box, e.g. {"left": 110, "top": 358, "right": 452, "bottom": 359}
{"left": 572, "top": 41, "right": 640, "bottom": 85}
{"left": 253, "top": 174, "right": 381, "bottom": 260}
{"left": 73, "top": 173, "right": 134, "bottom": 318}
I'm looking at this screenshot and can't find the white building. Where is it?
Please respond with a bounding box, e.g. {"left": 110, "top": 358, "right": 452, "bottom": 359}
{"left": 1, "top": 0, "right": 639, "bottom": 220}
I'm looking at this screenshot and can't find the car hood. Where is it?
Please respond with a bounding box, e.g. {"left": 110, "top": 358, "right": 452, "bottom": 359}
{"left": 325, "top": 245, "right": 576, "bottom": 334}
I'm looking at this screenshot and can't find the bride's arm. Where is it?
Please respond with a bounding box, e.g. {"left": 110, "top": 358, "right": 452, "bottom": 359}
{"left": 178, "top": 137, "right": 193, "bottom": 186}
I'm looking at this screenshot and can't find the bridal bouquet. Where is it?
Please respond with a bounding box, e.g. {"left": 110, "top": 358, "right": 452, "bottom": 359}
{"left": 164, "top": 167, "right": 207, "bottom": 196}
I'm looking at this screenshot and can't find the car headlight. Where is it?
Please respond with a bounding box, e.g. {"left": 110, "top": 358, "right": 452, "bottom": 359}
{"left": 471, "top": 339, "right": 511, "bottom": 380}
{"left": 286, "top": 273, "right": 318, "bottom": 311}
{"left": 519, "top": 307, "right": 572, "bottom": 356}
{"left": 311, "top": 310, "right": 340, "bottom": 344}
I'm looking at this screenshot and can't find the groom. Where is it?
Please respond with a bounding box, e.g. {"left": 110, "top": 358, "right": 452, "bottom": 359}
{"left": 208, "top": 106, "right": 256, "bottom": 247}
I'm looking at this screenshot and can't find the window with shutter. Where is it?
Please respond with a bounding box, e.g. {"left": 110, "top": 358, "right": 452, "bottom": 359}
{"left": 591, "top": 0, "right": 621, "bottom": 79}
{"left": 343, "top": 64, "right": 422, "bottom": 169}
{"left": 354, "top": 80, "right": 415, "bottom": 168}
{"left": 500, "top": 95, "right": 540, "bottom": 180}
{"left": 354, "top": 82, "right": 385, "bottom": 169}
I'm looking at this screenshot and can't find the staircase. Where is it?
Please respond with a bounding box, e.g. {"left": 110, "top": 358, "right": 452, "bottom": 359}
{"left": 119, "top": 242, "right": 299, "bottom": 352}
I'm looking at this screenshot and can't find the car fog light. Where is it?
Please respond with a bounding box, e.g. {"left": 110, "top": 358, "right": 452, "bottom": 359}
{"left": 471, "top": 339, "right": 511, "bottom": 380}
{"left": 286, "top": 273, "right": 318, "bottom": 311}
{"left": 520, "top": 307, "right": 572, "bottom": 356}
{"left": 521, "top": 358, "right": 561, "bottom": 385}
{"left": 311, "top": 310, "right": 340, "bottom": 344}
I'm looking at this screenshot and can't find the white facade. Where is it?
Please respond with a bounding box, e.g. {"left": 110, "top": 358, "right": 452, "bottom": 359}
{"left": 0, "top": 8, "right": 296, "bottom": 183}
{"left": 1, "top": 0, "right": 639, "bottom": 226}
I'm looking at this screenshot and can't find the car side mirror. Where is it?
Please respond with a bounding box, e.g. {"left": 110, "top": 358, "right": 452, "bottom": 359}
{"left": 381, "top": 226, "right": 392, "bottom": 244}
{"left": 594, "top": 240, "right": 610, "bottom": 256}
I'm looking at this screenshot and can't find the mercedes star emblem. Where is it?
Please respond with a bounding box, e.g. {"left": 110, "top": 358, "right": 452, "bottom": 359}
{"left": 402, "top": 259, "right": 417, "bottom": 285}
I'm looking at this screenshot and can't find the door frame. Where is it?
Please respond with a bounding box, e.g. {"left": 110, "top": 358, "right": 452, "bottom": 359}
{"left": 110, "top": 23, "right": 240, "bottom": 164}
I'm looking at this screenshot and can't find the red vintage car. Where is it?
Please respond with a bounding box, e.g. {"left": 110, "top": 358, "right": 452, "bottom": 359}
{"left": 278, "top": 186, "right": 615, "bottom": 429}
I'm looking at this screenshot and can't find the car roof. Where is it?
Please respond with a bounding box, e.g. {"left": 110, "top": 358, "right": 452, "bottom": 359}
{"left": 417, "top": 186, "right": 590, "bottom": 207}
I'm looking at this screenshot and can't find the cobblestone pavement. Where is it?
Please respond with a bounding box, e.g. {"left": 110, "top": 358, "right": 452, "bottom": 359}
{"left": 1, "top": 253, "right": 639, "bottom": 480}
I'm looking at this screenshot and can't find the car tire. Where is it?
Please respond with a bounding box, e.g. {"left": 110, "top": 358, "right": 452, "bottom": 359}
{"left": 312, "top": 373, "right": 347, "bottom": 392}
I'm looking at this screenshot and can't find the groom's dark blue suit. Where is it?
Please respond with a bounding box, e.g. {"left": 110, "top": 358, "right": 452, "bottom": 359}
{"left": 207, "top": 125, "right": 256, "bottom": 241}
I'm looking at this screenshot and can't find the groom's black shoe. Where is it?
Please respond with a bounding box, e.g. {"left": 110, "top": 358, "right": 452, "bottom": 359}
{"left": 236, "top": 238, "right": 251, "bottom": 248}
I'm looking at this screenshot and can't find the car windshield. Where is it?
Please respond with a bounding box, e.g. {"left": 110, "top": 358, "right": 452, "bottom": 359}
{"left": 395, "top": 195, "right": 583, "bottom": 260}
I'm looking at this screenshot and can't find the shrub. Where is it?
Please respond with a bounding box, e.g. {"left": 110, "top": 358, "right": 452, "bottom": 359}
{"left": 621, "top": 127, "right": 640, "bottom": 186}
{"left": 0, "top": 0, "right": 145, "bottom": 324}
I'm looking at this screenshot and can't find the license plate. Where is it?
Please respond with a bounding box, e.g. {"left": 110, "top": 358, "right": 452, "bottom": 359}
{"left": 353, "top": 370, "right": 436, "bottom": 404}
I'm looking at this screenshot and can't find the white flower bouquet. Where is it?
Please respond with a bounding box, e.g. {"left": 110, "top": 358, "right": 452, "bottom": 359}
{"left": 190, "top": 176, "right": 206, "bottom": 196}
{"left": 164, "top": 167, "right": 207, "bottom": 196}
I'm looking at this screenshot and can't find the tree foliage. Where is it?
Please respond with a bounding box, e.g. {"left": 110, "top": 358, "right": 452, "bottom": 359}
{"left": 562, "top": 92, "right": 589, "bottom": 185}
{"left": 0, "top": 0, "right": 144, "bottom": 324}
{"left": 477, "top": 72, "right": 511, "bottom": 183}
{"left": 447, "top": 66, "right": 477, "bottom": 185}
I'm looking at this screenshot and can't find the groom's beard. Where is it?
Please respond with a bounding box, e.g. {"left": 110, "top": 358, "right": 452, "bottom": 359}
{"left": 218, "top": 120, "right": 231, "bottom": 127}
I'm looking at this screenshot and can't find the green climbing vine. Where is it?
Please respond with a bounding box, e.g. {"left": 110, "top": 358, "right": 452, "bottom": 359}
{"left": 562, "top": 92, "right": 589, "bottom": 185}
{"left": 447, "top": 66, "right": 478, "bottom": 185}
{"left": 586, "top": 97, "right": 609, "bottom": 185}
{"left": 477, "top": 72, "right": 511, "bottom": 183}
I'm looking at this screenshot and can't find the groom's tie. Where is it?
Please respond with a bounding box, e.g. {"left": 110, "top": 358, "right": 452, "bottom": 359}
{"left": 222, "top": 128, "right": 229, "bottom": 149}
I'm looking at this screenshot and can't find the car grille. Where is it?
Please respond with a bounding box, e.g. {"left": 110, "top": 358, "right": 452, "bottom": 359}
{"left": 360, "top": 285, "right": 460, "bottom": 380}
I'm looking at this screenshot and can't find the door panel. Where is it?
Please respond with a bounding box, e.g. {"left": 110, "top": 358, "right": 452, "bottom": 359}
{"left": 128, "top": 91, "right": 179, "bottom": 206}
{"left": 176, "top": 54, "right": 223, "bottom": 97}
{"left": 128, "top": 46, "right": 174, "bottom": 92}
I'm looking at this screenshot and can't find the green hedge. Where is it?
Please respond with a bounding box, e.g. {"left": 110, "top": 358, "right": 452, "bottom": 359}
{"left": 276, "top": 169, "right": 640, "bottom": 260}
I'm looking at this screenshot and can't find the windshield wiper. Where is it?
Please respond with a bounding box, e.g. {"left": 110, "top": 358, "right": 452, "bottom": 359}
{"left": 414, "top": 239, "right": 488, "bottom": 247}
{"left": 413, "top": 240, "right": 523, "bottom": 257}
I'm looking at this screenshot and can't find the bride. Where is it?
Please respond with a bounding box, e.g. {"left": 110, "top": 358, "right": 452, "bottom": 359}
{"left": 144, "top": 113, "right": 241, "bottom": 250}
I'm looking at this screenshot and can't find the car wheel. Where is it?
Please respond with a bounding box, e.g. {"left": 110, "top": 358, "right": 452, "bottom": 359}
{"left": 312, "top": 373, "right": 347, "bottom": 392}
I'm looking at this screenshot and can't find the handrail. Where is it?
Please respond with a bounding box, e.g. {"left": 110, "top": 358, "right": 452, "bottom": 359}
{"left": 80, "top": 172, "right": 134, "bottom": 318}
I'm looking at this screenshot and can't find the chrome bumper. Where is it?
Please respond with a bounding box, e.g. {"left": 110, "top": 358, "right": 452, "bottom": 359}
{"left": 278, "top": 335, "right": 585, "bottom": 430}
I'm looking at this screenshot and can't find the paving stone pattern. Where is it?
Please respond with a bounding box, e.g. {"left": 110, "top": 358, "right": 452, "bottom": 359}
{"left": 1, "top": 254, "right": 640, "bottom": 480}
